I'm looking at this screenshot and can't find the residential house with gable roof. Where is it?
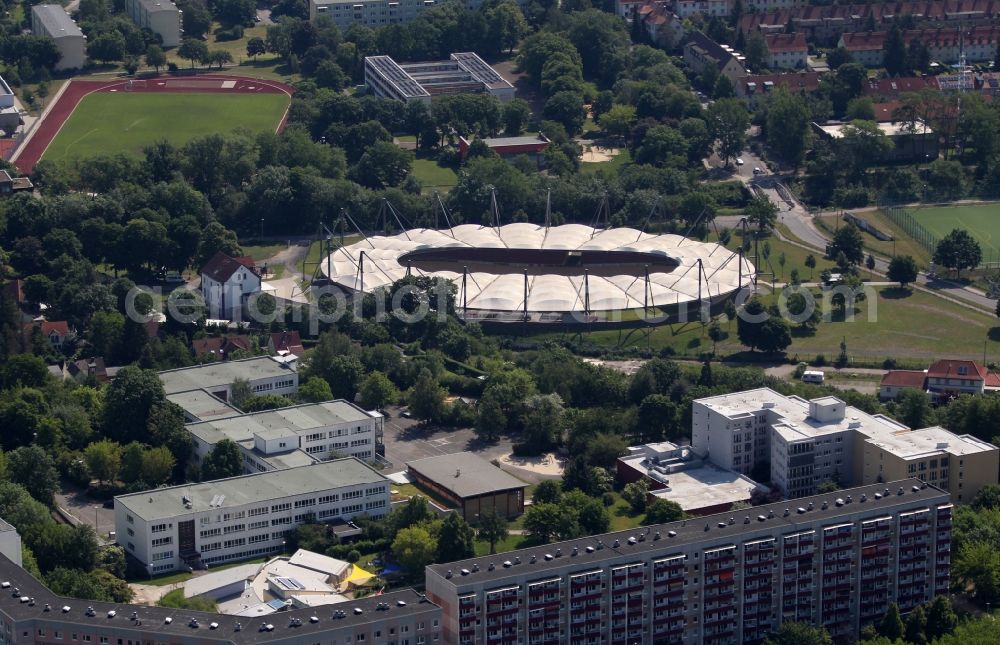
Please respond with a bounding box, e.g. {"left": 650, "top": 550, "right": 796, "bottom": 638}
{"left": 200, "top": 251, "right": 262, "bottom": 320}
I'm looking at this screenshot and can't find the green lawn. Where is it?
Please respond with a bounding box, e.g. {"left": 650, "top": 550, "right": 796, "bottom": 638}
{"left": 43, "top": 92, "right": 289, "bottom": 162}
{"left": 241, "top": 243, "right": 288, "bottom": 262}
{"left": 913, "top": 203, "right": 1000, "bottom": 259}
{"left": 524, "top": 286, "right": 997, "bottom": 362}
{"left": 816, "top": 210, "right": 933, "bottom": 266}
{"left": 412, "top": 158, "right": 458, "bottom": 193}
{"left": 580, "top": 148, "right": 631, "bottom": 175}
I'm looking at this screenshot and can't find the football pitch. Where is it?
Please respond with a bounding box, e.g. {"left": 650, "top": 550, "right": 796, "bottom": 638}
{"left": 912, "top": 203, "right": 1000, "bottom": 257}
{"left": 42, "top": 92, "right": 290, "bottom": 162}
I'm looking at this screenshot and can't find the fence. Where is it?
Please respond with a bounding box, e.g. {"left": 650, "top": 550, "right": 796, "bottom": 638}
{"left": 877, "top": 200, "right": 939, "bottom": 254}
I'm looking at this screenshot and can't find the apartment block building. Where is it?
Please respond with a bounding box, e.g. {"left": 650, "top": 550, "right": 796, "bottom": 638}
{"left": 188, "top": 399, "right": 385, "bottom": 472}
{"left": 31, "top": 5, "right": 86, "bottom": 71}
{"left": 426, "top": 479, "right": 951, "bottom": 645}
{"left": 683, "top": 32, "right": 747, "bottom": 83}
{"left": 114, "top": 458, "right": 390, "bottom": 574}
{"left": 123, "top": 0, "right": 182, "bottom": 47}
{"left": 692, "top": 388, "right": 999, "bottom": 499}
{"left": 310, "top": 0, "right": 513, "bottom": 28}
{"left": 159, "top": 356, "right": 299, "bottom": 407}
{"left": 0, "top": 555, "right": 443, "bottom": 645}
{"left": 839, "top": 26, "right": 1000, "bottom": 65}
{"left": 763, "top": 32, "right": 808, "bottom": 69}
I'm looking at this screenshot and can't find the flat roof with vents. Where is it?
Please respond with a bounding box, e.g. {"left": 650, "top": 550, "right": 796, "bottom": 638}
{"left": 426, "top": 478, "right": 948, "bottom": 585}
{"left": 365, "top": 52, "right": 512, "bottom": 100}
{"left": 115, "top": 457, "right": 387, "bottom": 522}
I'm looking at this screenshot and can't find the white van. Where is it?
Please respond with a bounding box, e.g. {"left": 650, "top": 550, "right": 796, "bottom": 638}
{"left": 801, "top": 370, "right": 825, "bottom": 383}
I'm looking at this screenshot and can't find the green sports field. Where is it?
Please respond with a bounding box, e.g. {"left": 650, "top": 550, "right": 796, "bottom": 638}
{"left": 912, "top": 203, "right": 1000, "bottom": 256}
{"left": 42, "top": 92, "right": 290, "bottom": 161}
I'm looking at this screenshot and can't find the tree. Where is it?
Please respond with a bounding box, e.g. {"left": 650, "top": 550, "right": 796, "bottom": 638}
{"left": 523, "top": 502, "right": 579, "bottom": 542}
{"left": 645, "top": 498, "right": 684, "bottom": 523}
{"left": 623, "top": 480, "right": 649, "bottom": 513}
{"left": 299, "top": 376, "right": 334, "bottom": 403}
{"left": 477, "top": 509, "right": 509, "bottom": 555}
{"left": 533, "top": 480, "right": 562, "bottom": 505}
{"left": 502, "top": 99, "right": 531, "bottom": 136}
{"left": 201, "top": 439, "right": 243, "bottom": 480}
{"left": 84, "top": 440, "right": 123, "bottom": 485}
{"left": 878, "top": 603, "right": 905, "bottom": 641}
{"left": 887, "top": 255, "right": 918, "bottom": 287}
{"left": 208, "top": 50, "right": 233, "bottom": 70}
{"left": 359, "top": 371, "right": 397, "bottom": 409}
{"left": 707, "top": 99, "right": 750, "bottom": 166}
{"left": 763, "top": 622, "right": 833, "bottom": 645}
{"left": 827, "top": 223, "right": 865, "bottom": 266}
{"left": 178, "top": 38, "right": 209, "bottom": 68}
{"left": 543, "top": 91, "right": 586, "bottom": 135}
{"left": 934, "top": 228, "right": 982, "bottom": 278}
{"left": 8, "top": 446, "right": 59, "bottom": 506}
{"left": 241, "top": 394, "right": 295, "bottom": 412}
{"left": 518, "top": 393, "right": 564, "bottom": 454}
{"left": 102, "top": 367, "right": 166, "bottom": 444}
{"left": 409, "top": 369, "right": 445, "bottom": 423}
{"left": 436, "top": 512, "right": 475, "bottom": 562}
{"left": 599, "top": 104, "right": 637, "bottom": 140}
{"left": 954, "top": 540, "right": 1000, "bottom": 603}
{"left": 708, "top": 321, "right": 725, "bottom": 354}
{"left": 744, "top": 196, "right": 778, "bottom": 231}
{"left": 883, "top": 23, "right": 908, "bottom": 76}
{"left": 247, "top": 37, "right": 266, "bottom": 60}
{"left": 392, "top": 526, "right": 437, "bottom": 576}
{"left": 925, "top": 595, "right": 959, "bottom": 640}
{"left": 765, "top": 88, "right": 811, "bottom": 166}
{"left": 1, "top": 354, "right": 49, "bottom": 389}
{"left": 182, "top": 1, "right": 213, "bottom": 38}
{"left": 352, "top": 141, "right": 413, "bottom": 189}
{"left": 142, "top": 446, "right": 175, "bottom": 486}
{"left": 904, "top": 605, "right": 927, "bottom": 645}
{"left": 865, "top": 253, "right": 876, "bottom": 276}
{"left": 971, "top": 484, "right": 1000, "bottom": 511}
{"left": 145, "top": 45, "right": 166, "bottom": 73}
{"left": 895, "top": 388, "right": 932, "bottom": 428}
{"left": 805, "top": 254, "right": 817, "bottom": 278}
{"left": 476, "top": 395, "right": 507, "bottom": 442}
{"left": 745, "top": 31, "right": 769, "bottom": 71}
{"left": 87, "top": 32, "right": 126, "bottom": 63}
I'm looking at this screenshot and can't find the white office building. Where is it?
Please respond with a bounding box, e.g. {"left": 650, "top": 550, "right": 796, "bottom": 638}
{"left": 365, "top": 53, "right": 515, "bottom": 105}
{"left": 124, "top": 0, "right": 182, "bottom": 47}
{"left": 31, "top": 5, "right": 86, "bottom": 71}
{"left": 159, "top": 356, "right": 299, "bottom": 406}
{"left": 188, "top": 399, "right": 385, "bottom": 473}
{"left": 115, "top": 458, "right": 390, "bottom": 574}
{"left": 692, "top": 387, "right": 999, "bottom": 499}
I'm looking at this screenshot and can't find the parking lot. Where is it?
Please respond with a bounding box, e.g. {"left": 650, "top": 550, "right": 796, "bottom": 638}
{"left": 380, "top": 406, "right": 553, "bottom": 484}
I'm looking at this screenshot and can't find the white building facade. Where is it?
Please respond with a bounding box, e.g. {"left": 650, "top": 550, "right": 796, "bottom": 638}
{"left": 187, "top": 400, "right": 385, "bottom": 473}
{"left": 124, "top": 0, "right": 182, "bottom": 47}
{"left": 159, "top": 356, "right": 299, "bottom": 406}
{"left": 31, "top": 4, "right": 86, "bottom": 71}
{"left": 115, "top": 459, "right": 390, "bottom": 574}
{"left": 200, "top": 251, "right": 262, "bottom": 321}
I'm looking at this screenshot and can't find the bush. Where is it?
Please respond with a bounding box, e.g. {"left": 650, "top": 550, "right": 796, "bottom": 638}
{"left": 883, "top": 358, "right": 897, "bottom": 370}
{"left": 346, "top": 549, "right": 361, "bottom": 563}
{"left": 215, "top": 25, "right": 244, "bottom": 41}
{"left": 436, "top": 147, "right": 460, "bottom": 166}
{"left": 833, "top": 185, "right": 870, "bottom": 208}
{"left": 602, "top": 492, "right": 616, "bottom": 507}
{"left": 813, "top": 354, "right": 826, "bottom": 366}
{"left": 167, "top": 62, "right": 178, "bottom": 72}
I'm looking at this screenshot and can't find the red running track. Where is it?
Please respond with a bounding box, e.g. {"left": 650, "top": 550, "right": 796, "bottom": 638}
{"left": 13, "top": 74, "right": 294, "bottom": 174}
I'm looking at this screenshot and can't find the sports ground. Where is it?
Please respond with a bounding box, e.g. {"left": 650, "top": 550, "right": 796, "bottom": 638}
{"left": 913, "top": 203, "right": 1000, "bottom": 256}
{"left": 13, "top": 75, "right": 293, "bottom": 173}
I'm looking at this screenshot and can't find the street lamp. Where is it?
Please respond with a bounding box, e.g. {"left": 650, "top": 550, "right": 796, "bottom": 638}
{"left": 260, "top": 218, "right": 264, "bottom": 242}
{"left": 93, "top": 505, "right": 101, "bottom": 535}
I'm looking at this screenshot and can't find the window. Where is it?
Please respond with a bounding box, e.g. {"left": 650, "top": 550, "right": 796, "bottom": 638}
{"left": 150, "top": 524, "right": 168, "bottom": 533}
{"left": 249, "top": 520, "right": 268, "bottom": 530}
{"left": 249, "top": 506, "right": 268, "bottom": 517}
{"left": 271, "top": 502, "right": 292, "bottom": 513}
{"left": 127, "top": 528, "right": 134, "bottom": 537}
{"left": 272, "top": 517, "right": 292, "bottom": 526}
{"left": 306, "top": 433, "right": 325, "bottom": 442}
{"left": 223, "top": 538, "right": 246, "bottom": 548}
{"left": 151, "top": 550, "right": 174, "bottom": 561}
{"left": 249, "top": 534, "right": 270, "bottom": 544}
{"left": 126, "top": 515, "right": 134, "bottom": 524}
{"left": 294, "top": 498, "right": 315, "bottom": 509}
{"left": 151, "top": 537, "right": 172, "bottom": 547}
{"left": 200, "top": 528, "right": 221, "bottom": 538}
{"left": 343, "top": 490, "right": 363, "bottom": 500}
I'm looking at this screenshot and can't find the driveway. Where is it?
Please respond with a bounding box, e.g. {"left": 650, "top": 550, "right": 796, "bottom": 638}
{"left": 54, "top": 485, "right": 115, "bottom": 543}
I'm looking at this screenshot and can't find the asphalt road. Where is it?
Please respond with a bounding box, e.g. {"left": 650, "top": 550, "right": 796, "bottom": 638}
{"left": 723, "top": 149, "right": 998, "bottom": 313}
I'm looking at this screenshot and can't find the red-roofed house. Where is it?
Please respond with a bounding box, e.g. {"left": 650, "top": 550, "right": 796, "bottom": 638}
{"left": 23, "top": 320, "right": 72, "bottom": 352}
{"left": 735, "top": 71, "right": 820, "bottom": 103}
{"left": 269, "top": 331, "right": 305, "bottom": 357}
{"left": 864, "top": 76, "right": 940, "bottom": 98}
{"left": 191, "top": 335, "right": 253, "bottom": 360}
{"left": 764, "top": 32, "right": 808, "bottom": 69}
{"left": 879, "top": 370, "right": 928, "bottom": 400}
{"left": 927, "top": 359, "right": 988, "bottom": 396}
{"left": 200, "top": 251, "right": 262, "bottom": 320}
{"left": 841, "top": 26, "right": 1000, "bottom": 65}
{"left": 63, "top": 357, "right": 109, "bottom": 384}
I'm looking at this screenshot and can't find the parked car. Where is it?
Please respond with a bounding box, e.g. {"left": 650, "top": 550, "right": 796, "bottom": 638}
{"left": 736, "top": 158, "right": 745, "bottom": 166}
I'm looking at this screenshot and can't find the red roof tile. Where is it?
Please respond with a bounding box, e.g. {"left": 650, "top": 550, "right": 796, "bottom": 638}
{"left": 927, "top": 359, "right": 987, "bottom": 379}
{"left": 880, "top": 370, "right": 928, "bottom": 388}
{"left": 270, "top": 331, "right": 305, "bottom": 356}
{"left": 764, "top": 32, "right": 808, "bottom": 52}
{"left": 200, "top": 251, "right": 258, "bottom": 283}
